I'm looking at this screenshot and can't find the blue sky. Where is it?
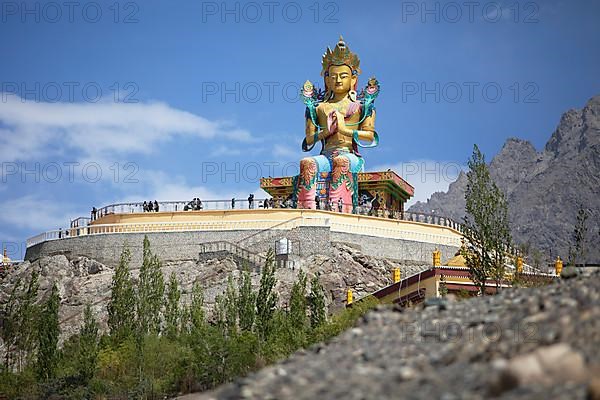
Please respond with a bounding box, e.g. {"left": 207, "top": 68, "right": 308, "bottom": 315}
{"left": 1, "top": 0, "right": 599, "bottom": 258}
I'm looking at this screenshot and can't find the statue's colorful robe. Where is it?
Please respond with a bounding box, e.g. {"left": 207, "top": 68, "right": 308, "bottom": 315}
{"left": 295, "top": 79, "right": 379, "bottom": 213}
{"left": 296, "top": 148, "right": 363, "bottom": 213}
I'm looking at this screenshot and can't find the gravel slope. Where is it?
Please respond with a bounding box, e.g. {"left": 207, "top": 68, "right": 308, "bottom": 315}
{"left": 185, "top": 271, "right": 600, "bottom": 400}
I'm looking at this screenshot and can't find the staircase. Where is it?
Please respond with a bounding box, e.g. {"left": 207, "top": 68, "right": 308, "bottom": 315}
{"left": 236, "top": 216, "right": 304, "bottom": 247}
{"left": 198, "top": 241, "right": 266, "bottom": 271}
{"left": 198, "top": 217, "right": 312, "bottom": 271}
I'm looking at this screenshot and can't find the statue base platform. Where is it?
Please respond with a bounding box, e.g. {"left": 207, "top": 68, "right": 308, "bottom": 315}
{"left": 260, "top": 170, "right": 414, "bottom": 212}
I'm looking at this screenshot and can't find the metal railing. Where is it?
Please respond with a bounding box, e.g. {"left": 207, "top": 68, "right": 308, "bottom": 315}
{"left": 199, "top": 241, "right": 266, "bottom": 269}
{"left": 329, "top": 221, "right": 463, "bottom": 247}
{"left": 26, "top": 213, "right": 463, "bottom": 250}
{"left": 27, "top": 197, "right": 468, "bottom": 249}
{"left": 26, "top": 218, "right": 330, "bottom": 248}
{"left": 70, "top": 217, "right": 91, "bottom": 228}
{"left": 90, "top": 199, "right": 465, "bottom": 230}
{"left": 93, "top": 198, "right": 272, "bottom": 219}
{"left": 237, "top": 216, "right": 304, "bottom": 246}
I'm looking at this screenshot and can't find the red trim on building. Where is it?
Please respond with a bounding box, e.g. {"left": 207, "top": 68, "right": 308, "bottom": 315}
{"left": 392, "top": 288, "right": 426, "bottom": 306}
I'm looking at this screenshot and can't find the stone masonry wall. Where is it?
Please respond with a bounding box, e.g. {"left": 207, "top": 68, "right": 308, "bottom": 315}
{"left": 25, "top": 226, "right": 334, "bottom": 267}
{"left": 330, "top": 231, "right": 458, "bottom": 263}
{"left": 25, "top": 227, "right": 459, "bottom": 267}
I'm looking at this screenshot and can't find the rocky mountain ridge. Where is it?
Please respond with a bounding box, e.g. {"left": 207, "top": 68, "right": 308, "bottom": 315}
{"left": 410, "top": 95, "right": 600, "bottom": 263}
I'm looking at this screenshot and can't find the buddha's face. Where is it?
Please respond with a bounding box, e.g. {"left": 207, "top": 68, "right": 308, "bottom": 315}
{"left": 326, "top": 65, "right": 356, "bottom": 95}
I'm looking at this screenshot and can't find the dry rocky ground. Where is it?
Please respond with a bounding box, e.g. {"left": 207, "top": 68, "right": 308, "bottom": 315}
{"left": 183, "top": 270, "right": 600, "bottom": 400}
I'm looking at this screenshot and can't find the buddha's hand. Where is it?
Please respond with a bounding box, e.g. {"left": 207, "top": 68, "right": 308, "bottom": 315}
{"left": 334, "top": 110, "right": 353, "bottom": 137}
{"left": 327, "top": 110, "right": 338, "bottom": 135}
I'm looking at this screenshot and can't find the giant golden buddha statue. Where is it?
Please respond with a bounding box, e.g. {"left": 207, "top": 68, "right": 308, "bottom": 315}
{"left": 294, "top": 36, "right": 380, "bottom": 212}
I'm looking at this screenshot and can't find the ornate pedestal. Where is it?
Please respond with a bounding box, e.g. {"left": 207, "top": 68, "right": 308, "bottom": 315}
{"left": 261, "top": 169, "right": 414, "bottom": 215}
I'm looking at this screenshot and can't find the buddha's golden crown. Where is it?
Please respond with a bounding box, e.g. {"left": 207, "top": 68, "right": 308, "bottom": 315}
{"left": 321, "top": 36, "right": 361, "bottom": 77}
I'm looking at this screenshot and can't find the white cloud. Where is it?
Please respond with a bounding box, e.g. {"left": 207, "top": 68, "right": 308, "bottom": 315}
{"left": 273, "top": 144, "right": 303, "bottom": 160}
{"left": 370, "top": 159, "right": 465, "bottom": 207}
{"left": 0, "top": 95, "right": 255, "bottom": 162}
{"left": 0, "top": 170, "right": 266, "bottom": 240}
{"left": 0, "top": 194, "right": 82, "bottom": 231}
{"left": 210, "top": 145, "right": 243, "bottom": 157}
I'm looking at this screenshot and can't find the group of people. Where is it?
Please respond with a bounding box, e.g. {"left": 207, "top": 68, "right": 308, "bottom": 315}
{"left": 314, "top": 196, "right": 346, "bottom": 212}
{"left": 261, "top": 198, "right": 275, "bottom": 209}
{"left": 57, "top": 227, "right": 70, "bottom": 238}
{"left": 86, "top": 194, "right": 385, "bottom": 218}
{"left": 309, "top": 194, "right": 384, "bottom": 215}
{"left": 143, "top": 200, "right": 160, "bottom": 212}
{"left": 234, "top": 195, "right": 293, "bottom": 210}
{"left": 184, "top": 198, "right": 203, "bottom": 211}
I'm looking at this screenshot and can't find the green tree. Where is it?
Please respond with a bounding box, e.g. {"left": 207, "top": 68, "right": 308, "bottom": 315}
{"left": 1, "top": 278, "right": 22, "bottom": 369}
{"left": 462, "top": 144, "right": 512, "bottom": 294}
{"left": 308, "top": 273, "right": 327, "bottom": 329}
{"left": 136, "top": 236, "right": 165, "bottom": 335}
{"left": 164, "top": 271, "right": 181, "bottom": 338}
{"left": 16, "top": 270, "right": 40, "bottom": 371}
{"left": 214, "top": 294, "right": 228, "bottom": 334}
{"left": 213, "top": 276, "right": 238, "bottom": 336}
{"left": 78, "top": 302, "right": 99, "bottom": 383}
{"left": 568, "top": 206, "right": 589, "bottom": 267}
{"left": 255, "top": 249, "right": 277, "bottom": 341}
{"left": 107, "top": 245, "right": 136, "bottom": 341}
{"left": 188, "top": 281, "right": 206, "bottom": 334}
{"left": 37, "top": 283, "right": 60, "bottom": 381}
{"left": 237, "top": 266, "right": 256, "bottom": 333}
{"left": 224, "top": 275, "right": 239, "bottom": 335}
{"left": 288, "top": 270, "right": 308, "bottom": 333}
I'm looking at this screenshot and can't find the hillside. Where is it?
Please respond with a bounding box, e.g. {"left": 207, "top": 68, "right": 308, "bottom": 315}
{"left": 410, "top": 95, "right": 600, "bottom": 263}
{"left": 0, "top": 243, "right": 429, "bottom": 340}
{"left": 187, "top": 271, "right": 600, "bottom": 400}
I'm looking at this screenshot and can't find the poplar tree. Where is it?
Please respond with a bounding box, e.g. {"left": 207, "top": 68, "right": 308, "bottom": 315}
{"left": 255, "top": 249, "right": 277, "bottom": 341}
{"left": 569, "top": 207, "right": 589, "bottom": 266}
{"left": 308, "top": 273, "right": 326, "bottom": 329}
{"left": 17, "top": 270, "right": 40, "bottom": 371}
{"left": 136, "top": 236, "right": 165, "bottom": 335}
{"left": 288, "top": 270, "right": 308, "bottom": 332}
{"left": 164, "top": 271, "right": 181, "bottom": 338}
{"left": 37, "top": 283, "right": 60, "bottom": 381}
{"left": 462, "top": 144, "right": 512, "bottom": 294}
{"left": 237, "top": 266, "right": 256, "bottom": 333}
{"left": 214, "top": 294, "right": 228, "bottom": 333}
{"left": 1, "top": 278, "right": 22, "bottom": 369}
{"left": 78, "top": 302, "right": 99, "bottom": 383}
{"left": 224, "top": 275, "right": 238, "bottom": 334}
{"left": 107, "top": 245, "right": 135, "bottom": 340}
{"left": 188, "top": 281, "right": 206, "bottom": 334}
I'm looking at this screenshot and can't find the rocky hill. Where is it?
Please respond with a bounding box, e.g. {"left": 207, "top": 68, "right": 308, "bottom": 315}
{"left": 186, "top": 271, "right": 600, "bottom": 400}
{"left": 410, "top": 95, "right": 600, "bottom": 263}
{"left": 0, "top": 244, "right": 429, "bottom": 340}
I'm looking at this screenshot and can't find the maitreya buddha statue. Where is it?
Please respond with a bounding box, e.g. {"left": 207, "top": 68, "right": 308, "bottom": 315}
{"left": 294, "top": 36, "right": 380, "bottom": 213}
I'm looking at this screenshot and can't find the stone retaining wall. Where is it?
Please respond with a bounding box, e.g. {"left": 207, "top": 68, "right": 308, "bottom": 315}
{"left": 25, "top": 226, "right": 459, "bottom": 267}
{"left": 330, "top": 231, "right": 458, "bottom": 263}
{"left": 25, "top": 227, "right": 333, "bottom": 267}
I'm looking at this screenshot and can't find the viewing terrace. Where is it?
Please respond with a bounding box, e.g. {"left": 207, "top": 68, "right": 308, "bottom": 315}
{"left": 26, "top": 198, "right": 467, "bottom": 250}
